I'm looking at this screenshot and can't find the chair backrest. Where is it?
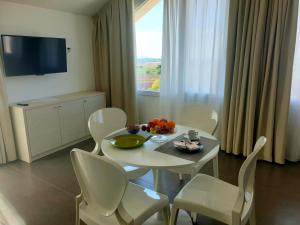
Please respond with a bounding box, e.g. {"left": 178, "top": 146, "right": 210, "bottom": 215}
{"left": 232, "top": 136, "right": 267, "bottom": 225}
{"left": 88, "top": 108, "right": 127, "bottom": 154}
{"left": 180, "top": 105, "right": 218, "bottom": 135}
{"left": 70, "top": 149, "right": 128, "bottom": 217}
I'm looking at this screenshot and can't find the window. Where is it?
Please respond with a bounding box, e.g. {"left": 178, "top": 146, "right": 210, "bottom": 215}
{"left": 291, "top": 15, "right": 300, "bottom": 101}
{"left": 135, "top": 0, "right": 163, "bottom": 93}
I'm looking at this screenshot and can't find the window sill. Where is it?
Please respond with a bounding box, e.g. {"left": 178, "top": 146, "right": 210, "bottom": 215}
{"left": 137, "top": 90, "right": 160, "bottom": 97}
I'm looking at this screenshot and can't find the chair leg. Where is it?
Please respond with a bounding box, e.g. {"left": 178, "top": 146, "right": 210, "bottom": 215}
{"left": 191, "top": 212, "right": 197, "bottom": 224}
{"left": 249, "top": 209, "right": 256, "bottom": 225}
{"left": 75, "top": 195, "right": 81, "bottom": 225}
{"left": 213, "top": 155, "right": 219, "bottom": 178}
{"left": 178, "top": 173, "right": 183, "bottom": 181}
{"left": 162, "top": 205, "right": 170, "bottom": 225}
{"left": 170, "top": 206, "right": 179, "bottom": 225}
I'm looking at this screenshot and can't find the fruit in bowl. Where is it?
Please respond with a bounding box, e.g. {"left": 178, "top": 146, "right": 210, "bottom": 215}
{"left": 126, "top": 124, "right": 140, "bottom": 134}
{"left": 141, "top": 118, "right": 176, "bottom": 134}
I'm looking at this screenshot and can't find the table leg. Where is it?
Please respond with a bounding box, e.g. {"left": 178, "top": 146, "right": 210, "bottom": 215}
{"left": 213, "top": 155, "right": 219, "bottom": 178}
{"left": 153, "top": 169, "right": 165, "bottom": 220}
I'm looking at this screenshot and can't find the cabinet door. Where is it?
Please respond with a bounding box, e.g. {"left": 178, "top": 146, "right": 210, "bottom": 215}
{"left": 83, "top": 95, "right": 106, "bottom": 135}
{"left": 59, "top": 100, "right": 86, "bottom": 145}
{"left": 26, "top": 106, "right": 61, "bottom": 157}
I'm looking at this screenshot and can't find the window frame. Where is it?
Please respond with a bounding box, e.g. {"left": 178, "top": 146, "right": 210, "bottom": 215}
{"left": 137, "top": 90, "right": 160, "bottom": 96}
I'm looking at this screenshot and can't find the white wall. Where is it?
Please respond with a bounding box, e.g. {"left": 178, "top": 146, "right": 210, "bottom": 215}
{"left": 0, "top": 1, "right": 95, "bottom": 103}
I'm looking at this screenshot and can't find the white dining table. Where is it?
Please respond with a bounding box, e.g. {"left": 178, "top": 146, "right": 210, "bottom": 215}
{"left": 101, "top": 124, "right": 219, "bottom": 192}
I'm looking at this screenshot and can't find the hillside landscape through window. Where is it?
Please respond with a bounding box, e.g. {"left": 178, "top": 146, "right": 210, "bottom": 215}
{"left": 135, "top": 0, "right": 163, "bottom": 92}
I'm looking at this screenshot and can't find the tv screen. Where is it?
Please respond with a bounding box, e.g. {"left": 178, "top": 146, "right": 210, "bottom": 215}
{"left": 1, "top": 35, "right": 67, "bottom": 76}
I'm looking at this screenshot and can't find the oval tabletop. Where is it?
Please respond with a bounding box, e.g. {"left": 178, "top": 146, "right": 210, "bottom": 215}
{"left": 101, "top": 124, "right": 219, "bottom": 169}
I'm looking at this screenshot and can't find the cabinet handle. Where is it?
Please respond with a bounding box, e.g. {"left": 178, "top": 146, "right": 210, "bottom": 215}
{"left": 57, "top": 106, "right": 62, "bottom": 108}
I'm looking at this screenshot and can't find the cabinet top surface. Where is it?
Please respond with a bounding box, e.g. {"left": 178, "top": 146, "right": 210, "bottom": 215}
{"left": 10, "top": 91, "right": 105, "bottom": 110}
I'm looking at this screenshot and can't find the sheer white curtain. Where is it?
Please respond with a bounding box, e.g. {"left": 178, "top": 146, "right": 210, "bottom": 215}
{"left": 287, "top": 3, "right": 300, "bottom": 162}
{"left": 160, "top": 0, "right": 229, "bottom": 125}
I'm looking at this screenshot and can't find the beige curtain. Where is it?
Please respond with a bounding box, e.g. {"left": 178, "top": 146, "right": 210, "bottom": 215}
{"left": 221, "top": 0, "right": 298, "bottom": 164}
{"left": 93, "top": 0, "right": 138, "bottom": 124}
{"left": 0, "top": 67, "right": 17, "bottom": 164}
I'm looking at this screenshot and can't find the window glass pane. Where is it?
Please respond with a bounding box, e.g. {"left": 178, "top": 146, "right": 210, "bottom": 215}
{"left": 135, "top": 0, "right": 163, "bottom": 92}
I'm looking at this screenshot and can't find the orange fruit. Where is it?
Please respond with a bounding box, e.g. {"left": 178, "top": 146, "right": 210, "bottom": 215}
{"left": 167, "top": 121, "right": 176, "bottom": 129}
{"left": 152, "top": 118, "right": 160, "bottom": 125}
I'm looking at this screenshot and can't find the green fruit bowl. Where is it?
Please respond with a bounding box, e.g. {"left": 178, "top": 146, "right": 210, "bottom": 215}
{"left": 110, "top": 134, "right": 146, "bottom": 149}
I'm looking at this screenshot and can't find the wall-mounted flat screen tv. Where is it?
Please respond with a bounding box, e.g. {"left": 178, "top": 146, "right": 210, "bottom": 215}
{"left": 1, "top": 35, "right": 67, "bottom": 76}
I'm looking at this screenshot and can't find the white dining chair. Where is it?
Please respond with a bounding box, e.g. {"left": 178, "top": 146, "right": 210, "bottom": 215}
{"left": 71, "top": 149, "right": 170, "bottom": 225}
{"left": 180, "top": 105, "right": 218, "bottom": 135}
{"left": 88, "top": 108, "right": 149, "bottom": 180}
{"left": 168, "top": 105, "right": 219, "bottom": 181}
{"left": 170, "top": 136, "right": 267, "bottom": 225}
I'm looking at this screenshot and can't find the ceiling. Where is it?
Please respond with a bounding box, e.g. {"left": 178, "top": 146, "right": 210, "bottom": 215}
{"left": 3, "top": 0, "right": 110, "bottom": 16}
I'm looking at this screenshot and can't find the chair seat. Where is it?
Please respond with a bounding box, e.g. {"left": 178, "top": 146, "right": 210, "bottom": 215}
{"left": 174, "top": 174, "right": 239, "bottom": 224}
{"left": 80, "top": 182, "right": 169, "bottom": 225}
{"left": 123, "top": 182, "right": 169, "bottom": 224}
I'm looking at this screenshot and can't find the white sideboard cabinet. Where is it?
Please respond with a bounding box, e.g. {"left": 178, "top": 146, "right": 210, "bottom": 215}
{"left": 10, "top": 91, "right": 106, "bottom": 163}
